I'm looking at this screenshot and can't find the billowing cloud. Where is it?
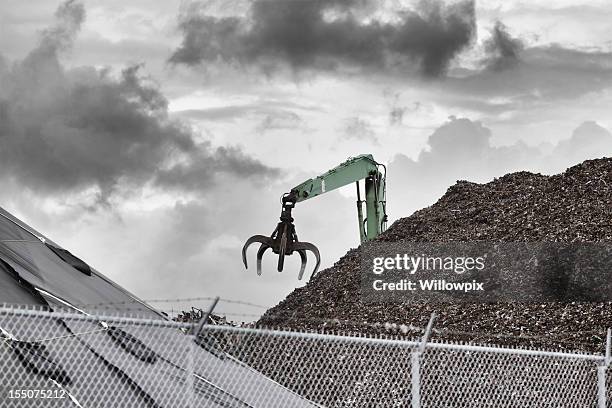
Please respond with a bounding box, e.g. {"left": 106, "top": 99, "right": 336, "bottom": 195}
{"left": 169, "top": 0, "right": 476, "bottom": 77}
{"left": 387, "top": 117, "right": 611, "bottom": 216}
{"left": 553, "top": 121, "right": 612, "bottom": 165}
{"left": 166, "top": 0, "right": 612, "bottom": 131}
{"left": 0, "top": 0, "right": 277, "bottom": 204}
{"left": 390, "top": 118, "right": 540, "bottom": 191}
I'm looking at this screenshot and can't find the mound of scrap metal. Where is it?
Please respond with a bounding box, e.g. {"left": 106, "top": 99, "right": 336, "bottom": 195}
{"left": 260, "top": 158, "right": 612, "bottom": 352}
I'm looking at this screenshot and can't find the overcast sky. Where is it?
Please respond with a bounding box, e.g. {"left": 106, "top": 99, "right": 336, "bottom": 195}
{"left": 0, "top": 0, "right": 611, "bottom": 319}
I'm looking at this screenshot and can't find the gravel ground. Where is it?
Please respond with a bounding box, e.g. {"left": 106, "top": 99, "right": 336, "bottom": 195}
{"left": 259, "top": 158, "right": 612, "bottom": 352}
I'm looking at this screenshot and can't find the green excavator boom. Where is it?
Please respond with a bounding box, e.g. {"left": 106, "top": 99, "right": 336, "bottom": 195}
{"left": 289, "top": 154, "right": 387, "bottom": 241}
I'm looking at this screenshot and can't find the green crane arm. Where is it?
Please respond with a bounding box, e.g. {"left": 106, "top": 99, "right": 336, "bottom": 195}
{"left": 242, "top": 154, "right": 388, "bottom": 280}
{"left": 288, "top": 154, "right": 387, "bottom": 242}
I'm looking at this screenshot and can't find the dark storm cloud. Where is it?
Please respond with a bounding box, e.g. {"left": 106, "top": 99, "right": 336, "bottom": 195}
{"left": 521, "top": 45, "right": 612, "bottom": 100}
{"left": 169, "top": 0, "right": 476, "bottom": 77}
{"left": 445, "top": 44, "right": 612, "bottom": 106}
{"left": 40, "top": 0, "right": 85, "bottom": 53}
{"left": 0, "top": 1, "right": 277, "bottom": 202}
{"left": 482, "top": 22, "right": 523, "bottom": 71}
{"left": 154, "top": 146, "right": 275, "bottom": 191}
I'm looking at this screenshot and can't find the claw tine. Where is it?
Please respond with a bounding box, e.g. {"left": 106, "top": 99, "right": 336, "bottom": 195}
{"left": 297, "top": 249, "right": 307, "bottom": 280}
{"left": 277, "top": 227, "right": 288, "bottom": 272}
{"left": 242, "top": 235, "right": 273, "bottom": 269}
{"left": 310, "top": 244, "right": 321, "bottom": 277}
{"left": 293, "top": 242, "right": 321, "bottom": 279}
{"left": 256, "top": 244, "right": 270, "bottom": 276}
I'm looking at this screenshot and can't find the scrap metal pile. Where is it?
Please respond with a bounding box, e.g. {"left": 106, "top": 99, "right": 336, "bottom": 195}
{"left": 259, "top": 158, "right": 612, "bottom": 352}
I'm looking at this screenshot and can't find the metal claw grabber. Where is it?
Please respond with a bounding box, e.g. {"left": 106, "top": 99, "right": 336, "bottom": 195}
{"left": 242, "top": 193, "right": 321, "bottom": 280}
{"left": 241, "top": 154, "right": 387, "bottom": 282}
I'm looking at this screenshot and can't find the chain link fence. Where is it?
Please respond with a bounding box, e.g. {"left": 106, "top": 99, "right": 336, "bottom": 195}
{"left": 0, "top": 305, "right": 609, "bottom": 407}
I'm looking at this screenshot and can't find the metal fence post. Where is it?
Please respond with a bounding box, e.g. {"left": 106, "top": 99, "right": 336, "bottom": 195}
{"left": 412, "top": 313, "right": 436, "bottom": 408}
{"left": 185, "top": 335, "right": 195, "bottom": 408}
{"left": 598, "top": 365, "right": 607, "bottom": 408}
{"left": 411, "top": 351, "right": 421, "bottom": 408}
{"left": 598, "top": 329, "right": 611, "bottom": 408}
{"left": 193, "top": 296, "right": 220, "bottom": 346}
{"left": 187, "top": 297, "right": 219, "bottom": 407}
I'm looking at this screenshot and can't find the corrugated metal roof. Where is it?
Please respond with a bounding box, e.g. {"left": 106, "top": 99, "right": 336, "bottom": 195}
{"left": 0, "top": 207, "right": 318, "bottom": 408}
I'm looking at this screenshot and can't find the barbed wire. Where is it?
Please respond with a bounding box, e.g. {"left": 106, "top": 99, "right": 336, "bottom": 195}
{"left": 15, "top": 296, "right": 608, "bottom": 351}
{"left": 73, "top": 296, "right": 271, "bottom": 310}
{"left": 145, "top": 297, "right": 270, "bottom": 310}
{"left": 172, "top": 309, "right": 610, "bottom": 349}
{"left": 1, "top": 303, "right": 607, "bottom": 351}
{"left": 63, "top": 304, "right": 612, "bottom": 340}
